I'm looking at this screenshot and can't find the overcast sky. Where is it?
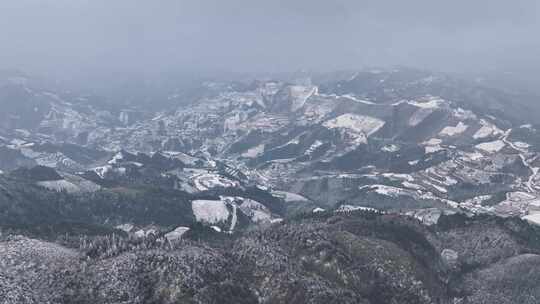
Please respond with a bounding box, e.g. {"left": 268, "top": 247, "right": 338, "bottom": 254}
{"left": 0, "top": 0, "right": 539, "bottom": 79}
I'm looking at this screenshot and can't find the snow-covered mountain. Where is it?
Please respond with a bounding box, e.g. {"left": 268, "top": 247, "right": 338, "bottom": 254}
{"left": 4, "top": 68, "right": 540, "bottom": 304}
{"left": 2, "top": 67, "right": 540, "bottom": 229}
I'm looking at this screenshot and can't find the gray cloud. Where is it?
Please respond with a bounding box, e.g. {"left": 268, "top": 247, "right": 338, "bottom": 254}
{"left": 0, "top": 0, "right": 539, "bottom": 79}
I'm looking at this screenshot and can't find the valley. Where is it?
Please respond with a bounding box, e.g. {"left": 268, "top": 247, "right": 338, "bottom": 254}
{"left": 2, "top": 68, "right": 540, "bottom": 303}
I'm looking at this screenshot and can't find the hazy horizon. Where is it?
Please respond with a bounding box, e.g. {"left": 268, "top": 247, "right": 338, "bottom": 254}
{"left": 1, "top": 0, "right": 539, "bottom": 82}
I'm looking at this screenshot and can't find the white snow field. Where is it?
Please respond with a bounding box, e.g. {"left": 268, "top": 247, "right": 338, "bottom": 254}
{"left": 439, "top": 122, "right": 468, "bottom": 136}
{"left": 323, "top": 114, "right": 385, "bottom": 137}
{"left": 192, "top": 199, "right": 230, "bottom": 224}
{"left": 475, "top": 140, "right": 506, "bottom": 153}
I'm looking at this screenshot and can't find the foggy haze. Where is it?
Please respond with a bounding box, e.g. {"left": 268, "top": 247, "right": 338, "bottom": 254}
{"left": 0, "top": 0, "right": 539, "bottom": 80}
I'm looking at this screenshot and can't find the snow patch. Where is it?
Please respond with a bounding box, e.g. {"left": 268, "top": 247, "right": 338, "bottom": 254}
{"left": 439, "top": 122, "right": 468, "bottom": 137}
{"left": 134, "top": 228, "right": 157, "bottom": 238}
{"left": 473, "top": 120, "right": 503, "bottom": 139}
{"left": 238, "top": 199, "right": 272, "bottom": 223}
{"left": 162, "top": 151, "right": 201, "bottom": 166}
{"left": 336, "top": 205, "right": 378, "bottom": 213}
{"left": 193, "top": 173, "right": 238, "bottom": 191}
{"left": 305, "top": 140, "right": 324, "bottom": 155}
{"left": 342, "top": 94, "right": 376, "bottom": 105}
{"left": 211, "top": 226, "right": 222, "bottom": 232}
{"left": 272, "top": 190, "right": 310, "bottom": 202}
{"left": 423, "top": 181, "right": 448, "bottom": 194}
{"left": 424, "top": 138, "right": 444, "bottom": 154}
{"left": 407, "top": 208, "right": 444, "bottom": 226}
{"left": 93, "top": 165, "right": 112, "bottom": 179}
{"left": 453, "top": 108, "right": 476, "bottom": 120}
{"left": 523, "top": 213, "right": 540, "bottom": 226}
{"left": 241, "top": 144, "right": 265, "bottom": 158}
{"left": 402, "top": 181, "right": 424, "bottom": 190}
{"left": 360, "top": 184, "right": 407, "bottom": 198}
{"left": 108, "top": 152, "right": 124, "bottom": 165}
{"left": 381, "top": 144, "right": 400, "bottom": 152}
{"left": 37, "top": 180, "right": 80, "bottom": 193}
{"left": 165, "top": 227, "right": 190, "bottom": 241}
{"left": 407, "top": 97, "right": 445, "bottom": 109}
{"left": 192, "top": 200, "right": 230, "bottom": 224}
{"left": 381, "top": 173, "right": 414, "bottom": 182}
{"left": 475, "top": 140, "right": 505, "bottom": 153}
{"left": 464, "top": 151, "right": 484, "bottom": 161}
{"left": 116, "top": 224, "right": 134, "bottom": 233}
{"left": 323, "top": 113, "right": 385, "bottom": 143}
{"left": 462, "top": 195, "right": 493, "bottom": 206}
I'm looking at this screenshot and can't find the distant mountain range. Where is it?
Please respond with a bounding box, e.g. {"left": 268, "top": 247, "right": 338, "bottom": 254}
{"left": 2, "top": 67, "right": 540, "bottom": 303}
